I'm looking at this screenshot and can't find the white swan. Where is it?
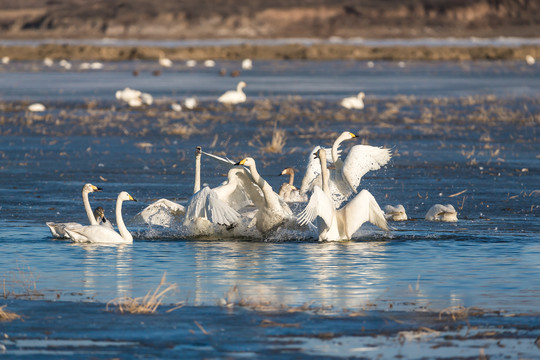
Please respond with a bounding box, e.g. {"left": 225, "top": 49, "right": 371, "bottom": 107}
{"left": 300, "top": 131, "right": 391, "bottom": 206}
{"left": 298, "top": 148, "right": 389, "bottom": 241}
{"left": 159, "top": 53, "right": 172, "bottom": 67}
{"left": 28, "top": 103, "right": 46, "bottom": 112}
{"left": 235, "top": 157, "right": 293, "bottom": 234}
{"left": 184, "top": 97, "right": 198, "bottom": 110}
{"left": 183, "top": 147, "right": 244, "bottom": 228}
{"left": 384, "top": 204, "right": 408, "bottom": 221}
{"left": 340, "top": 92, "right": 365, "bottom": 109}
{"left": 43, "top": 57, "right": 54, "bottom": 67}
{"left": 115, "top": 88, "right": 152, "bottom": 107}
{"left": 425, "top": 204, "right": 458, "bottom": 222}
{"left": 218, "top": 81, "right": 247, "bottom": 105}
{"left": 65, "top": 192, "right": 137, "bottom": 244}
{"left": 46, "top": 183, "right": 102, "bottom": 238}
{"left": 279, "top": 168, "right": 308, "bottom": 203}
{"left": 242, "top": 58, "right": 253, "bottom": 70}
{"left": 1, "top": 56, "right": 10, "bottom": 64}
{"left": 204, "top": 59, "right": 216, "bottom": 67}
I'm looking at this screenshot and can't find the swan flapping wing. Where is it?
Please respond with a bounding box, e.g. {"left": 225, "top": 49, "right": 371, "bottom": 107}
{"left": 344, "top": 190, "right": 389, "bottom": 234}
{"left": 342, "top": 145, "right": 391, "bottom": 191}
{"left": 200, "top": 150, "right": 236, "bottom": 167}
{"left": 297, "top": 186, "right": 334, "bottom": 229}
{"left": 184, "top": 187, "right": 240, "bottom": 226}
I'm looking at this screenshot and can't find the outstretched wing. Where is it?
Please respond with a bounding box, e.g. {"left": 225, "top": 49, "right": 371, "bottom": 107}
{"left": 184, "top": 187, "right": 240, "bottom": 226}
{"left": 200, "top": 150, "right": 236, "bottom": 166}
{"left": 297, "top": 186, "right": 334, "bottom": 229}
{"left": 343, "top": 189, "right": 389, "bottom": 236}
{"left": 342, "top": 145, "right": 391, "bottom": 191}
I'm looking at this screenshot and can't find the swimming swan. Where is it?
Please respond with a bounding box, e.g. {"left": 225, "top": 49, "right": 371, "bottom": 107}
{"left": 279, "top": 168, "right": 308, "bottom": 203}
{"left": 235, "top": 157, "right": 293, "bottom": 234}
{"left": 297, "top": 148, "right": 389, "bottom": 241}
{"left": 384, "top": 204, "right": 408, "bottom": 221}
{"left": 300, "top": 131, "right": 391, "bottom": 206}
{"left": 64, "top": 192, "right": 137, "bottom": 244}
{"left": 46, "top": 183, "right": 102, "bottom": 238}
{"left": 218, "top": 81, "right": 247, "bottom": 105}
{"left": 340, "top": 92, "right": 365, "bottom": 109}
{"left": 425, "top": 204, "right": 458, "bottom": 222}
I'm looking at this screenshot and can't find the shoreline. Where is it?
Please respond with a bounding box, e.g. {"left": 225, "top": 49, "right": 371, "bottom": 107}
{"left": 1, "top": 42, "right": 539, "bottom": 61}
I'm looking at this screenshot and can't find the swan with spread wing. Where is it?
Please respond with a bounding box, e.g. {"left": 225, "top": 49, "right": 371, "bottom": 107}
{"left": 300, "top": 131, "right": 391, "bottom": 206}
{"left": 298, "top": 148, "right": 389, "bottom": 241}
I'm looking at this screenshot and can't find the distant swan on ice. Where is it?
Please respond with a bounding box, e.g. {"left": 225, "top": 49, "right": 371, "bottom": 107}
{"left": 218, "top": 81, "right": 247, "bottom": 105}
{"left": 340, "top": 92, "right": 365, "bottom": 109}
{"left": 65, "top": 191, "right": 137, "bottom": 244}
{"left": 298, "top": 148, "right": 389, "bottom": 241}
{"left": 425, "top": 204, "right": 458, "bottom": 222}
{"left": 28, "top": 103, "right": 46, "bottom": 112}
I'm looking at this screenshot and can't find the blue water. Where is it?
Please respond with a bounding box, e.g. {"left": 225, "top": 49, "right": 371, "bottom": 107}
{"left": 0, "top": 58, "right": 539, "bottom": 358}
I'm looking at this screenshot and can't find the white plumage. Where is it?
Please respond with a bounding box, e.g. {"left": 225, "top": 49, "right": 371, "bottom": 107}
{"left": 340, "top": 92, "right": 365, "bottom": 109}
{"left": 425, "top": 204, "right": 458, "bottom": 222}
{"left": 28, "top": 103, "right": 46, "bottom": 112}
{"left": 218, "top": 81, "right": 247, "bottom": 105}
{"left": 279, "top": 168, "right": 308, "bottom": 203}
{"left": 297, "top": 148, "right": 389, "bottom": 241}
{"left": 65, "top": 191, "right": 137, "bottom": 244}
{"left": 384, "top": 204, "right": 408, "bottom": 221}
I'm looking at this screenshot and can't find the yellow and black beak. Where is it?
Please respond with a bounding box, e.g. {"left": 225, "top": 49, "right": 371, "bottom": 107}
{"left": 129, "top": 194, "right": 137, "bottom": 202}
{"left": 349, "top": 132, "right": 357, "bottom": 138}
{"left": 92, "top": 185, "right": 102, "bottom": 192}
{"left": 235, "top": 159, "right": 247, "bottom": 166}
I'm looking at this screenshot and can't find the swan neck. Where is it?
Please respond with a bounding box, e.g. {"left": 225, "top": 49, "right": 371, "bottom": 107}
{"left": 332, "top": 135, "right": 345, "bottom": 163}
{"left": 194, "top": 153, "right": 201, "bottom": 193}
{"left": 319, "top": 153, "right": 331, "bottom": 195}
{"left": 288, "top": 171, "right": 295, "bottom": 186}
{"left": 237, "top": 84, "right": 244, "bottom": 93}
{"left": 115, "top": 196, "right": 132, "bottom": 242}
{"left": 82, "top": 190, "right": 97, "bottom": 225}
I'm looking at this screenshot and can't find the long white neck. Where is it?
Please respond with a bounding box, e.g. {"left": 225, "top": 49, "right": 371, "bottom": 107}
{"left": 236, "top": 83, "right": 245, "bottom": 94}
{"left": 82, "top": 190, "right": 97, "bottom": 225}
{"left": 247, "top": 162, "right": 280, "bottom": 209}
{"left": 319, "top": 152, "right": 331, "bottom": 196}
{"left": 288, "top": 171, "right": 295, "bottom": 186}
{"left": 194, "top": 152, "right": 201, "bottom": 193}
{"left": 115, "top": 195, "right": 132, "bottom": 242}
{"left": 332, "top": 134, "right": 348, "bottom": 163}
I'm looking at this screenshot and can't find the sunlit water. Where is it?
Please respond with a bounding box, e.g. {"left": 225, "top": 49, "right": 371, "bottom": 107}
{"left": 0, "top": 59, "right": 539, "bottom": 316}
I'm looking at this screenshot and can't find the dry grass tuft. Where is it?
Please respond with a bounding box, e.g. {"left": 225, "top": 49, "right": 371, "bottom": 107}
{"left": 0, "top": 305, "right": 21, "bottom": 322}
{"left": 106, "top": 273, "right": 181, "bottom": 314}
{"left": 263, "top": 125, "right": 286, "bottom": 153}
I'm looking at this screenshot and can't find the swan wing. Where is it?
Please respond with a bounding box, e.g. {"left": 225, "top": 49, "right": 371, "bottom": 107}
{"left": 100, "top": 216, "right": 115, "bottom": 230}
{"left": 64, "top": 225, "right": 127, "bottom": 244}
{"left": 46, "top": 222, "right": 82, "bottom": 238}
{"left": 297, "top": 186, "right": 334, "bottom": 228}
{"left": 200, "top": 150, "right": 236, "bottom": 167}
{"left": 185, "top": 187, "right": 240, "bottom": 226}
{"left": 342, "top": 145, "right": 391, "bottom": 191}
{"left": 343, "top": 190, "right": 389, "bottom": 235}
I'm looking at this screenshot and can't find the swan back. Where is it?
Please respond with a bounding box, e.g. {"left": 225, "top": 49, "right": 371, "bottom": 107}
{"left": 384, "top": 204, "right": 407, "bottom": 221}
{"left": 425, "top": 204, "right": 458, "bottom": 222}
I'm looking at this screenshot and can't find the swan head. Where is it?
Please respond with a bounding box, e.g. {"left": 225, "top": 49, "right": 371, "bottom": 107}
{"left": 196, "top": 146, "right": 202, "bottom": 156}
{"left": 118, "top": 191, "right": 137, "bottom": 202}
{"left": 237, "top": 81, "right": 247, "bottom": 89}
{"left": 235, "top": 157, "right": 255, "bottom": 167}
{"left": 314, "top": 148, "right": 327, "bottom": 162}
{"left": 83, "top": 183, "right": 102, "bottom": 193}
{"left": 358, "top": 92, "right": 365, "bottom": 99}
{"left": 94, "top": 206, "right": 105, "bottom": 219}
{"left": 280, "top": 167, "right": 295, "bottom": 176}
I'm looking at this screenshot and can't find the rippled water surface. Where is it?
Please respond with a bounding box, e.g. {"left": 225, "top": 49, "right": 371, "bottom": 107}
{"left": 0, "top": 59, "right": 539, "bottom": 358}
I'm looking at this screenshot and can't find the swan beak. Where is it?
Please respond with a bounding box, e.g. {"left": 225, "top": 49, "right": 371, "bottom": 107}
{"left": 349, "top": 132, "right": 357, "bottom": 138}
{"left": 92, "top": 185, "right": 102, "bottom": 192}
{"left": 313, "top": 153, "right": 320, "bottom": 159}
{"left": 129, "top": 195, "right": 137, "bottom": 202}
{"left": 235, "top": 159, "right": 247, "bottom": 166}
